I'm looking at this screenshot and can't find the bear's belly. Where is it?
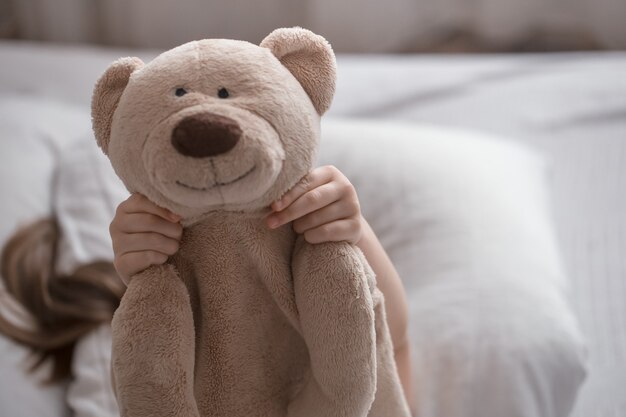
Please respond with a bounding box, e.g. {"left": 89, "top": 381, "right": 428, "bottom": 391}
{"left": 172, "top": 221, "right": 308, "bottom": 417}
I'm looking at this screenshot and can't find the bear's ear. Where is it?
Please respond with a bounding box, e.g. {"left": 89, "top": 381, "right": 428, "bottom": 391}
{"left": 260, "top": 27, "right": 336, "bottom": 115}
{"left": 91, "top": 57, "right": 144, "bottom": 154}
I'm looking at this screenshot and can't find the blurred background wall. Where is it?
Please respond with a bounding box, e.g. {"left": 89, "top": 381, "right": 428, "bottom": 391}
{"left": 1, "top": 0, "right": 625, "bottom": 52}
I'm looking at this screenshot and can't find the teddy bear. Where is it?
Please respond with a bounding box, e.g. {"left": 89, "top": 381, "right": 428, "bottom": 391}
{"left": 91, "top": 27, "right": 410, "bottom": 417}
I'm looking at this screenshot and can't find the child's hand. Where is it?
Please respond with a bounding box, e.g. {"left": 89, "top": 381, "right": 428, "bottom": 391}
{"left": 109, "top": 193, "right": 183, "bottom": 283}
{"left": 266, "top": 165, "right": 363, "bottom": 245}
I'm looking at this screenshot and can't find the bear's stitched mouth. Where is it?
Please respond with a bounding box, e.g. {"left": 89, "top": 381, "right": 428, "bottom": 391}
{"left": 175, "top": 165, "right": 256, "bottom": 191}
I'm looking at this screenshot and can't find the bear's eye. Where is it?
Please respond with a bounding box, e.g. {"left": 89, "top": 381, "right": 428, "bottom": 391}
{"left": 218, "top": 88, "right": 229, "bottom": 99}
{"left": 175, "top": 88, "right": 187, "bottom": 97}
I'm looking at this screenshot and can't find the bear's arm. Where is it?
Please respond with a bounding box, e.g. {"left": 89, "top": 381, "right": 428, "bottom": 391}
{"left": 111, "top": 264, "right": 200, "bottom": 417}
{"left": 289, "top": 236, "right": 377, "bottom": 417}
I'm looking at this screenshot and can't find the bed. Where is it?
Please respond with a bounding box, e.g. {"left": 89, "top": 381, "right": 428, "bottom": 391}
{"left": 0, "top": 40, "right": 624, "bottom": 417}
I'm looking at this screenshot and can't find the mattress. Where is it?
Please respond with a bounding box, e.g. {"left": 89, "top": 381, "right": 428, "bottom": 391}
{"left": 1, "top": 41, "right": 624, "bottom": 416}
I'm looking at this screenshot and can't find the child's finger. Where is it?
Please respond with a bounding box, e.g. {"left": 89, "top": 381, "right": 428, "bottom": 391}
{"left": 303, "top": 219, "right": 360, "bottom": 244}
{"left": 114, "top": 251, "right": 169, "bottom": 282}
{"left": 117, "top": 213, "right": 183, "bottom": 240}
{"left": 122, "top": 193, "right": 181, "bottom": 222}
{"left": 292, "top": 201, "right": 353, "bottom": 234}
{"left": 267, "top": 182, "right": 340, "bottom": 229}
{"left": 113, "top": 232, "right": 180, "bottom": 256}
{"left": 271, "top": 166, "right": 337, "bottom": 212}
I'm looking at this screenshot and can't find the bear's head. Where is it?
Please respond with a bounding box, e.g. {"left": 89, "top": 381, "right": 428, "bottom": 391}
{"left": 92, "top": 28, "right": 336, "bottom": 223}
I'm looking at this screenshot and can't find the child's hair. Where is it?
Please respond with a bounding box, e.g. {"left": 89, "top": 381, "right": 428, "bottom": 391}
{"left": 0, "top": 218, "right": 125, "bottom": 382}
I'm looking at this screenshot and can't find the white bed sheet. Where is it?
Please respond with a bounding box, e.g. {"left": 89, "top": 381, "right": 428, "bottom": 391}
{"left": 0, "top": 41, "right": 624, "bottom": 416}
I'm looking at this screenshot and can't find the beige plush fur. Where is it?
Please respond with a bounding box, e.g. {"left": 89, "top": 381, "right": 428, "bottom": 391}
{"left": 92, "top": 27, "right": 410, "bottom": 417}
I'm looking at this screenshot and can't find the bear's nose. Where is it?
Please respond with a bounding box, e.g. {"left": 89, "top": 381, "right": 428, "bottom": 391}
{"left": 171, "top": 114, "right": 242, "bottom": 158}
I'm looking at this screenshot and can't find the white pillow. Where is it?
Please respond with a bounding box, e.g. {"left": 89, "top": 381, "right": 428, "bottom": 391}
{"left": 54, "top": 136, "right": 128, "bottom": 275}
{"left": 318, "top": 118, "right": 587, "bottom": 417}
